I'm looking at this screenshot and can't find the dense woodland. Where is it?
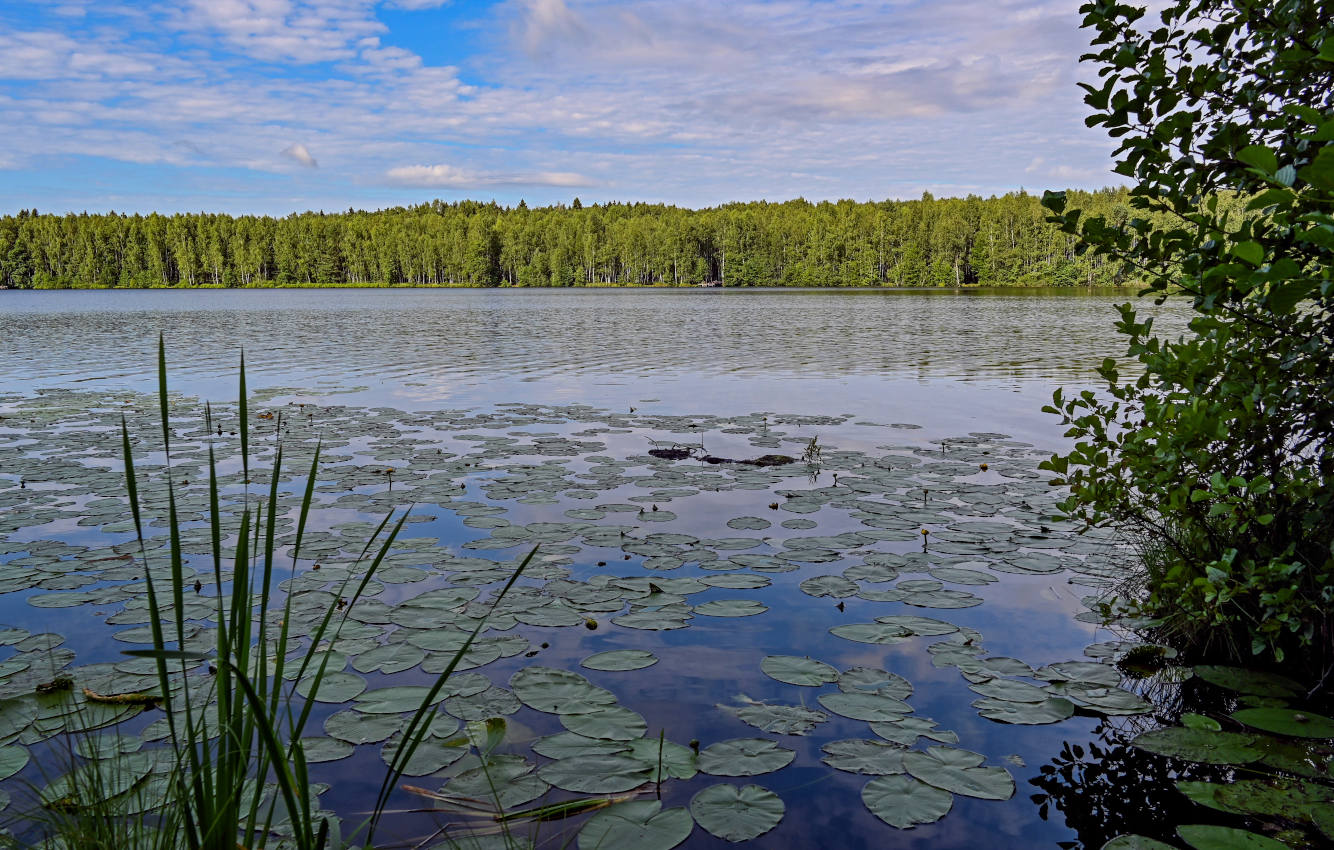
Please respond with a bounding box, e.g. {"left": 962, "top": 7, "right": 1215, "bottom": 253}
{"left": 0, "top": 189, "right": 1137, "bottom": 289}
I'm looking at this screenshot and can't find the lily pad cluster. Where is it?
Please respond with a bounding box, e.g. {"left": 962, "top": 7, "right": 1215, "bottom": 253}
{"left": 1105, "top": 666, "right": 1334, "bottom": 849}
{"left": 0, "top": 389, "right": 1150, "bottom": 845}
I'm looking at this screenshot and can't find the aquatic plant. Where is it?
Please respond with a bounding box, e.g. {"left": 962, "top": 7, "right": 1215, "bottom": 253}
{"left": 1041, "top": 0, "right": 1334, "bottom": 677}
{"left": 26, "top": 338, "right": 535, "bottom": 850}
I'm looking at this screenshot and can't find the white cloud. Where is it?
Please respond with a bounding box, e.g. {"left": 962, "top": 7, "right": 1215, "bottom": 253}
{"left": 386, "top": 163, "right": 594, "bottom": 187}
{"left": 282, "top": 142, "right": 319, "bottom": 167}
{"left": 0, "top": 0, "right": 1121, "bottom": 213}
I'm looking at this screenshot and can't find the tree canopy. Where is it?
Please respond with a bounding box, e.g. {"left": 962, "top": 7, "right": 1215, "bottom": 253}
{"left": 1042, "top": 0, "right": 1333, "bottom": 672}
{"left": 0, "top": 191, "right": 1136, "bottom": 289}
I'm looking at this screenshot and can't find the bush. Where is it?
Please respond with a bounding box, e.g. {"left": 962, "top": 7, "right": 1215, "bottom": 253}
{"left": 1040, "top": 1, "right": 1334, "bottom": 676}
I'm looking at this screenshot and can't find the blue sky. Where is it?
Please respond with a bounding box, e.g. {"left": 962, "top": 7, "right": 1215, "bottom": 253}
{"left": 0, "top": 0, "right": 1120, "bottom": 215}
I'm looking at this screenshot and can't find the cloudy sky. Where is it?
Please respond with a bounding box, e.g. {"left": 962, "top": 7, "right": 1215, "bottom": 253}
{"left": 0, "top": 0, "right": 1120, "bottom": 215}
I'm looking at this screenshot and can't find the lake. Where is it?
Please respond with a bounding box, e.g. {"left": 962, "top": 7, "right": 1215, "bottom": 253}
{"left": 0, "top": 288, "right": 1185, "bottom": 848}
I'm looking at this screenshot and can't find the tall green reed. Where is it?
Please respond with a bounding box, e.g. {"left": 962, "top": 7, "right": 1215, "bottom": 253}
{"left": 109, "top": 337, "right": 530, "bottom": 850}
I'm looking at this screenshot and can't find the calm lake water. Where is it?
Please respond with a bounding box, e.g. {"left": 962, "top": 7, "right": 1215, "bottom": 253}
{"left": 0, "top": 288, "right": 1187, "bottom": 849}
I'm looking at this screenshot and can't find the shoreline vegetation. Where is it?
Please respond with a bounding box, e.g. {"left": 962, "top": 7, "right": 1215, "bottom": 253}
{"left": 0, "top": 189, "right": 1147, "bottom": 290}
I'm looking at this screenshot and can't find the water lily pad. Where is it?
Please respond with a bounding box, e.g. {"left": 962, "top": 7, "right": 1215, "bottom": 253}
{"left": 697, "top": 738, "right": 795, "bottom": 777}
{"left": 818, "top": 692, "right": 911, "bottom": 722}
{"left": 821, "top": 739, "right": 907, "bottom": 775}
{"left": 1176, "top": 824, "right": 1287, "bottom": 849}
{"left": 968, "top": 678, "right": 1050, "bottom": 703}
{"left": 690, "top": 784, "right": 784, "bottom": 842}
{"left": 973, "top": 697, "right": 1076, "bottom": 725}
{"left": 626, "top": 737, "right": 699, "bottom": 781}
{"left": 693, "top": 599, "right": 767, "bottom": 618}
{"left": 869, "top": 716, "right": 959, "bottom": 746}
{"left": 727, "top": 517, "right": 771, "bottom": 531}
{"left": 736, "top": 704, "right": 828, "bottom": 736}
{"left": 830, "top": 623, "right": 911, "bottom": 645}
{"left": 861, "top": 774, "right": 952, "bottom": 829}
{"left": 539, "top": 753, "right": 652, "bottom": 793}
{"left": 445, "top": 686, "right": 521, "bottom": 721}
{"left": 799, "top": 576, "right": 859, "bottom": 598}
{"left": 902, "top": 746, "right": 1014, "bottom": 800}
{"left": 354, "top": 685, "right": 445, "bottom": 714}
{"left": 1193, "top": 666, "right": 1303, "bottom": 699}
{"left": 324, "top": 710, "right": 404, "bottom": 745}
{"left": 298, "top": 736, "right": 354, "bottom": 763}
{"left": 1102, "top": 837, "right": 1176, "bottom": 849}
{"left": 294, "top": 671, "right": 367, "bottom": 703}
{"left": 699, "top": 574, "right": 771, "bottom": 590}
{"left": 872, "top": 615, "right": 959, "bottom": 636}
{"left": 1131, "top": 727, "right": 1262, "bottom": 764}
{"left": 1232, "top": 708, "right": 1334, "bottom": 739}
{"left": 578, "top": 800, "right": 692, "bottom": 850}
{"left": 761, "top": 656, "right": 839, "bottom": 687}
{"left": 581, "top": 650, "right": 659, "bottom": 672}
{"left": 531, "top": 732, "right": 630, "bottom": 760}
{"left": 838, "top": 667, "right": 913, "bottom": 700}
{"left": 0, "top": 746, "right": 29, "bottom": 780}
{"left": 561, "top": 706, "right": 648, "bottom": 741}
{"left": 510, "top": 667, "right": 617, "bottom": 714}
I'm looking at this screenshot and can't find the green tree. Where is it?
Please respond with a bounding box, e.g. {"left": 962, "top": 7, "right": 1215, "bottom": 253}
{"left": 1041, "top": 0, "right": 1334, "bottom": 672}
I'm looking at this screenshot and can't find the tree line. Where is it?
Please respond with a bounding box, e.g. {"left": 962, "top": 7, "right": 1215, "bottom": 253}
{"left": 0, "top": 189, "right": 1137, "bottom": 289}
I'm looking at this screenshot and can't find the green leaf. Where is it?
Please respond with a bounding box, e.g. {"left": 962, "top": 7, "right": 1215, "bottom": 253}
{"left": 902, "top": 746, "right": 1014, "bottom": 800}
{"left": 1299, "top": 145, "right": 1334, "bottom": 190}
{"left": 578, "top": 801, "right": 693, "bottom": 850}
{"left": 697, "top": 738, "right": 795, "bottom": 777}
{"left": 861, "top": 774, "right": 952, "bottom": 829}
{"left": 1230, "top": 241, "right": 1263, "bottom": 266}
{"left": 690, "top": 784, "right": 784, "bottom": 842}
{"left": 760, "top": 655, "right": 839, "bottom": 687}
{"left": 1232, "top": 708, "right": 1334, "bottom": 738}
{"left": 1236, "top": 145, "right": 1278, "bottom": 174}
{"left": 1131, "top": 727, "right": 1262, "bottom": 764}
{"left": 1176, "top": 824, "right": 1288, "bottom": 849}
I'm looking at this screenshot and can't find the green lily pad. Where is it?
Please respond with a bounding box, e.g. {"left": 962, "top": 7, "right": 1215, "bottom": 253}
{"left": 581, "top": 650, "right": 659, "bottom": 672}
{"left": 560, "top": 706, "right": 648, "bottom": 741}
{"left": 1176, "top": 824, "right": 1288, "bottom": 849}
{"left": 727, "top": 517, "right": 771, "bottom": 531}
{"left": 817, "top": 692, "right": 911, "bottom": 722}
{"left": 626, "top": 738, "right": 699, "bottom": 781}
{"left": 1102, "top": 837, "right": 1177, "bottom": 849}
{"left": 829, "top": 623, "right": 912, "bottom": 645}
{"left": 510, "top": 667, "right": 617, "bottom": 714}
{"left": 1131, "top": 727, "right": 1263, "bottom": 764}
{"left": 298, "top": 736, "right": 354, "bottom": 763}
{"left": 869, "top": 717, "right": 958, "bottom": 747}
{"left": 324, "top": 710, "right": 405, "bottom": 745}
{"left": 444, "top": 686, "right": 521, "bottom": 721}
{"left": 1232, "top": 708, "right": 1334, "bottom": 739}
{"left": 294, "top": 671, "right": 366, "bottom": 703}
{"left": 861, "top": 774, "right": 952, "bottom": 829}
{"left": 821, "top": 739, "right": 908, "bottom": 775}
{"left": 0, "top": 746, "right": 29, "bottom": 780}
{"left": 735, "top": 704, "right": 829, "bottom": 736}
{"left": 1193, "top": 666, "right": 1303, "bottom": 699}
{"left": 693, "top": 599, "right": 768, "bottom": 618}
{"left": 539, "top": 753, "right": 653, "bottom": 793}
{"left": 838, "top": 667, "right": 913, "bottom": 700}
{"left": 761, "top": 656, "right": 839, "bottom": 687}
{"left": 531, "top": 732, "right": 630, "bottom": 760}
{"left": 578, "top": 800, "right": 692, "bottom": 850}
{"left": 690, "top": 784, "right": 784, "bottom": 842}
{"left": 354, "top": 685, "right": 446, "bottom": 714}
{"left": 902, "top": 746, "right": 1014, "bottom": 800}
{"left": 697, "top": 738, "right": 795, "bottom": 777}
{"left": 799, "top": 576, "right": 859, "bottom": 598}
{"left": 968, "top": 678, "right": 1050, "bottom": 703}
{"left": 973, "top": 696, "right": 1076, "bottom": 725}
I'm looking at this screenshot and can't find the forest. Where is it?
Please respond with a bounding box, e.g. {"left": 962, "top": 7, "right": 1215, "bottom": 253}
{"left": 0, "top": 188, "right": 1137, "bottom": 289}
